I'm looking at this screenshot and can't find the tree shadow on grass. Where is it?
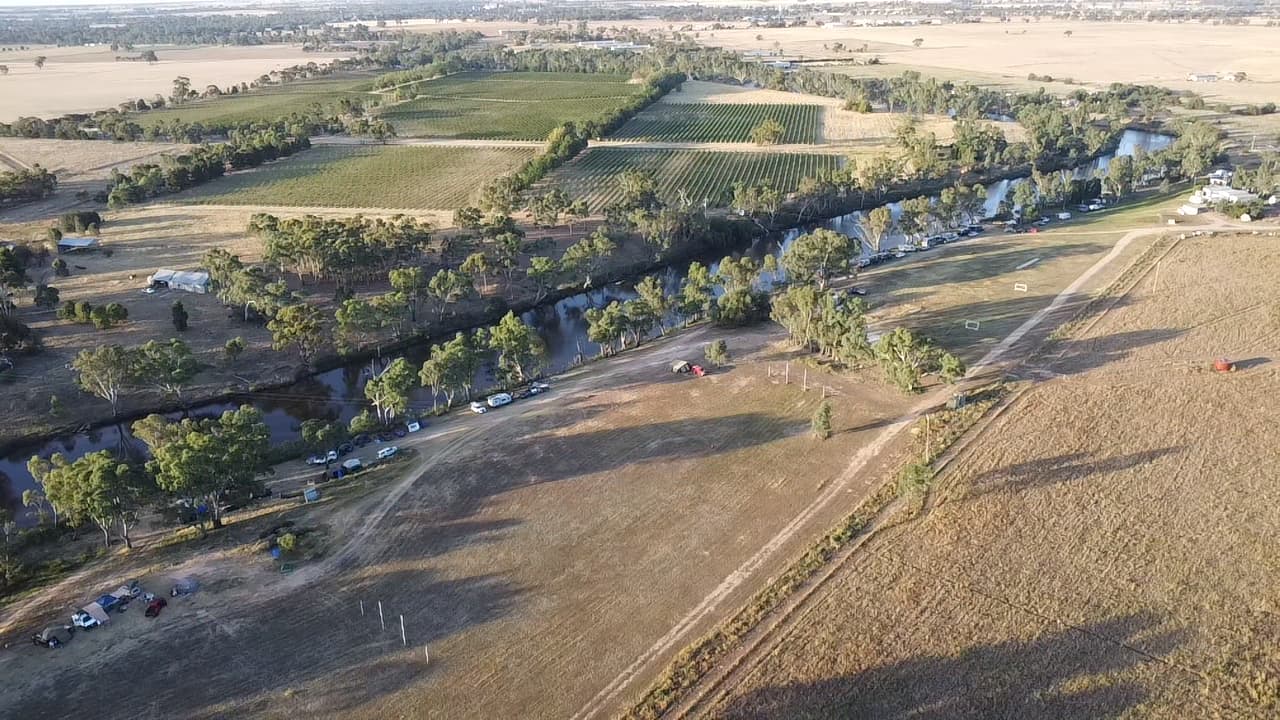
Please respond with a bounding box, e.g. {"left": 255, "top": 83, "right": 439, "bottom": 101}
{"left": 715, "top": 611, "right": 1186, "bottom": 720}
{"left": 948, "top": 446, "right": 1184, "bottom": 504}
{"left": 408, "top": 411, "right": 809, "bottom": 522}
{"left": 1046, "top": 328, "right": 1186, "bottom": 376}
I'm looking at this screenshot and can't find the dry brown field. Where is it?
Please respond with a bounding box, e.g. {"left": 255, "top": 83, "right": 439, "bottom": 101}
{"left": 0, "top": 44, "right": 351, "bottom": 120}
{"left": 699, "top": 232, "right": 1280, "bottom": 719}
{"left": 0, "top": 326, "right": 922, "bottom": 720}
{"left": 672, "top": 20, "right": 1280, "bottom": 107}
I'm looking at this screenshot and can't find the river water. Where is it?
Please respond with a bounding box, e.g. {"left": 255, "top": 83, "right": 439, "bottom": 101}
{"left": 0, "top": 130, "right": 1172, "bottom": 521}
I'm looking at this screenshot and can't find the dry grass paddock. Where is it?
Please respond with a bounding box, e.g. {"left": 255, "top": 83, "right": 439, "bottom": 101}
{"left": 701, "top": 233, "right": 1280, "bottom": 719}
{"left": 0, "top": 44, "right": 351, "bottom": 120}
{"left": 0, "top": 331, "right": 922, "bottom": 720}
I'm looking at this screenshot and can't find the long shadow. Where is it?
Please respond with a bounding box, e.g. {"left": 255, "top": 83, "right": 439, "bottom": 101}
{"left": 870, "top": 237, "right": 1106, "bottom": 295}
{"left": 403, "top": 410, "right": 806, "bottom": 522}
{"left": 1046, "top": 328, "right": 1186, "bottom": 376}
{"left": 951, "top": 446, "right": 1184, "bottom": 504}
{"left": 716, "top": 611, "right": 1186, "bottom": 720}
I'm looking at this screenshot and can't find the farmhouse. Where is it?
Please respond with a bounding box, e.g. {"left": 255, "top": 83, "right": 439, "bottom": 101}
{"left": 1206, "top": 168, "right": 1234, "bottom": 186}
{"left": 1187, "top": 72, "right": 1219, "bottom": 82}
{"left": 56, "top": 236, "right": 99, "bottom": 253}
{"left": 148, "top": 268, "right": 210, "bottom": 294}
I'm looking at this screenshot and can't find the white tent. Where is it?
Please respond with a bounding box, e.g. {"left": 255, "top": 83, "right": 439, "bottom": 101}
{"left": 149, "top": 269, "right": 210, "bottom": 294}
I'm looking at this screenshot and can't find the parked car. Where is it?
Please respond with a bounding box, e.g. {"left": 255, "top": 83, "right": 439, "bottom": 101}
{"left": 376, "top": 431, "right": 395, "bottom": 442}
{"left": 486, "top": 393, "right": 513, "bottom": 408}
{"left": 529, "top": 382, "right": 550, "bottom": 395}
{"left": 392, "top": 427, "right": 407, "bottom": 438}
{"left": 336, "top": 442, "right": 354, "bottom": 456}
{"left": 341, "top": 458, "right": 363, "bottom": 472}
{"left": 32, "top": 626, "right": 73, "bottom": 649}
{"left": 71, "top": 610, "right": 100, "bottom": 630}
{"left": 672, "top": 360, "right": 693, "bottom": 374}
{"left": 377, "top": 446, "right": 399, "bottom": 460}
{"left": 469, "top": 400, "right": 489, "bottom": 414}
{"left": 145, "top": 598, "right": 167, "bottom": 618}
{"left": 690, "top": 364, "right": 707, "bottom": 377}
{"left": 846, "top": 287, "right": 868, "bottom": 297}
{"left": 352, "top": 434, "right": 372, "bottom": 447}
{"left": 306, "top": 450, "right": 338, "bottom": 466}
{"left": 96, "top": 594, "right": 124, "bottom": 613}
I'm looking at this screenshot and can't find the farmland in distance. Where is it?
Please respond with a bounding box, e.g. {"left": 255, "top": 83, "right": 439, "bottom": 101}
{"left": 129, "top": 75, "right": 380, "bottom": 129}
{"left": 177, "top": 144, "right": 535, "bottom": 210}
{"left": 377, "top": 71, "right": 648, "bottom": 140}
{"left": 545, "top": 147, "right": 842, "bottom": 207}
{"left": 610, "top": 103, "right": 823, "bottom": 144}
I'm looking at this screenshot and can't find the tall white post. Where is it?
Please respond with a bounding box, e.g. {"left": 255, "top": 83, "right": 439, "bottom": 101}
{"left": 400, "top": 615, "right": 407, "bottom": 646}
{"left": 378, "top": 601, "right": 385, "bottom": 630}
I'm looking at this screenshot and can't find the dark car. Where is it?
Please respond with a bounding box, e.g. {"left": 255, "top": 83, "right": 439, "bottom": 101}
{"left": 377, "top": 432, "right": 395, "bottom": 443}
{"left": 392, "top": 427, "right": 407, "bottom": 438}
{"left": 352, "top": 434, "right": 372, "bottom": 447}
{"left": 336, "top": 442, "right": 354, "bottom": 456}
{"left": 145, "top": 598, "right": 167, "bottom": 618}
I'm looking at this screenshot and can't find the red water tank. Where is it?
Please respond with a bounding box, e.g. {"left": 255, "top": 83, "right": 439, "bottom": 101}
{"left": 1213, "top": 358, "right": 1234, "bottom": 373}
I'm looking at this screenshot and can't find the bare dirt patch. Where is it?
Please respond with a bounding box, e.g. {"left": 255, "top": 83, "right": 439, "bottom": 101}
{"left": 701, "top": 233, "right": 1280, "bottom": 719}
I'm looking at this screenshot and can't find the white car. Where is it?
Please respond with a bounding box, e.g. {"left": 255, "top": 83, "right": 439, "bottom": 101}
{"left": 140, "top": 287, "right": 157, "bottom": 295}
{"left": 528, "top": 382, "right": 550, "bottom": 395}
{"left": 469, "top": 401, "right": 488, "bottom": 414}
{"left": 71, "top": 611, "right": 100, "bottom": 630}
{"left": 306, "top": 450, "right": 338, "bottom": 466}
{"left": 377, "top": 446, "right": 399, "bottom": 460}
{"left": 487, "top": 393, "right": 513, "bottom": 408}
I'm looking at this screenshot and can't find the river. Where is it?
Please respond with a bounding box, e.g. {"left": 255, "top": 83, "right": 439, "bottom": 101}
{"left": 0, "top": 130, "right": 1173, "bottom": 521}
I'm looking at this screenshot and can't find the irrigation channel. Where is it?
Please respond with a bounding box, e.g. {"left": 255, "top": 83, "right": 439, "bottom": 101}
{"left": 0, "top": 130, "right": 1171, "bottom": 519}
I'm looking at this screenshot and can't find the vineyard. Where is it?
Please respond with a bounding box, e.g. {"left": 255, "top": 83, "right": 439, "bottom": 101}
{"left": 177, "top": 144, "right": 535, "bottom": 210}
{"left": 378, "top": 71, "right": 649, "bottom": 140}
{"left": 130, "top": 76, "right": 379, "bottom": 129}
{"left": 544, "top": 147, "right": 842, "bottom": 207}
{"left": 610, "top": 103, "right": 823, "bottom": 144}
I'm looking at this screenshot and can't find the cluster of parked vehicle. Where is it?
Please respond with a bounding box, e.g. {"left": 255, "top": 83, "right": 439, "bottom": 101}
{"left": 33, "top": 579, "right": 179, "bottom": 650}
{"left": 470, "top": 382, "right": 550, "bottom": 414}
{"left": 858, "top": 224, "right": 985, "bottom": 267}
{"left": 304, "top": 420, "right": 422, "bottom": 467}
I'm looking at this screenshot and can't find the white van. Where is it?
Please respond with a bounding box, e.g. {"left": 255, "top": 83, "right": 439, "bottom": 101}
{"left": 487, "top": 393, "right": 513, "bottom": 408}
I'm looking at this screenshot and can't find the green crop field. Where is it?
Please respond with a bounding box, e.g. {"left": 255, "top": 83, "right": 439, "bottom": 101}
{"left": 130, "top": 75, "right": 380, "bottom": 128}
{"left": 545, "top": 147, "right": 842, "bottom": 208}
{"left": 177, "top": 144, "right": 536, "bottom": 210}
{"left": 609, "top": 103, "right": 823, "bottom": 144}
{"left": 377, "top": 71, "right": 648, "bottom": 140}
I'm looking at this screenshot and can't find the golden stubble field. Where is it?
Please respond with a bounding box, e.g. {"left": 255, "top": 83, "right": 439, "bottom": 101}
{"left": 702, "top": 233, "right": 1280, "bottom": 719}
{"left": 0, "top": 44, "right": 351, "bottom": 120}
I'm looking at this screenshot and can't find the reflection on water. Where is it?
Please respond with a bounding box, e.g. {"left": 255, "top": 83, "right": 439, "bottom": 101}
{"left": 0, "top": 130, "right": 1173, "bottom": 523}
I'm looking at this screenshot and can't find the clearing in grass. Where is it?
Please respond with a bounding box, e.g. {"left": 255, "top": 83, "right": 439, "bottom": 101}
{"left": 610, "top": 103, "right": 823, "bottom": 144}
{"left": 545, "top": 147, "right": 842, "bottom": 207}
{"left": 377, "top": 71, "right": 649, "bottom": 140}
{"left": 177, "top": 144, "right": 536, "bottom": 210}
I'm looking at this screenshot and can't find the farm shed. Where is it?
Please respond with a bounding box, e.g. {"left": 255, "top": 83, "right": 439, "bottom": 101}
{"left": 57, "top": 236, "right": 99, "bottom": 253}
{"left": 149, "top": 269, "right": 210, "bottom": 294}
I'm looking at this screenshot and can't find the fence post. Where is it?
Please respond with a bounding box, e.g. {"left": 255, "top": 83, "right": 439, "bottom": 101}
{"left": 378, "top": 601, "right": 385, "bottom": 631}
{"left": 400, "top": 615, "right": 407, "bottom": 646}
{"left": 360, "top": 600, "right": 364, "bottom": 617}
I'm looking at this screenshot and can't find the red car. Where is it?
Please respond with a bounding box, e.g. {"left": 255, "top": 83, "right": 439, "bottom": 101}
{"left": 145, "top": 598, "right": 167, "bottom": 618}
{"left": 690, "top": 364, "right": 706, "bottom": 377}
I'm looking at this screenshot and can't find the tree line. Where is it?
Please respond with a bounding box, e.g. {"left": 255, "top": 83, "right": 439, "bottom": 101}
{"left": 25, "top": 404, "right": 272, "bottom": 552}
{"left": 102, "top": 130, "right": 309, "bottom": 208}
{"left": 0, "top": 165, "right": 56, "bottom": 205}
